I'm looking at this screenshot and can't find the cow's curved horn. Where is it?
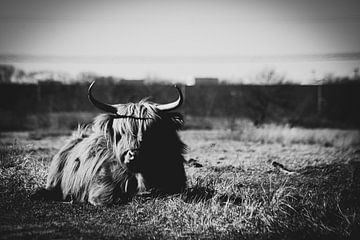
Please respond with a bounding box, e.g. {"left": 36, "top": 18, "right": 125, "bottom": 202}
{"left": 157, "top": 85, "right": 183, "bottom": 111}
{"left": 88, "top": 81, "right": 118, "bottom": 114}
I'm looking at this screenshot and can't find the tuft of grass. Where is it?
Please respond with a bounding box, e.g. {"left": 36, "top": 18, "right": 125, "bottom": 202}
{"left": 0, "top": 143, "right": 48, "bottom": 195}
{"left": 215, "top": 123, "right": 360, "bottom": 148}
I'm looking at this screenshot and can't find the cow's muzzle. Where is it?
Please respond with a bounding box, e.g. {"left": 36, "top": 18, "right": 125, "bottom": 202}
{"left": 122, "top": 149, "right": 140, "bottom": 170}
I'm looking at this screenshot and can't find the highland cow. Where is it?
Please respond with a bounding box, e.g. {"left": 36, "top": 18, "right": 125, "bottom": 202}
{"left": 33, "top": 82, "right": 187, "bottom": 206}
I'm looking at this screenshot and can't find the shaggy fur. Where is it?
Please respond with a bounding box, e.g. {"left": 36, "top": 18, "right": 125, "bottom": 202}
{"left": 33, "top": 100, "right": 187, "bottom": 206}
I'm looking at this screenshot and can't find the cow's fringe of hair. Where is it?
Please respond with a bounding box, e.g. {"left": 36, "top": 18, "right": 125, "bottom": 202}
{"left": 110, "top": 101, "right": 160, "bottom": 159}
{"left": 92, "top": 100, "right": 159, "bottom": 137}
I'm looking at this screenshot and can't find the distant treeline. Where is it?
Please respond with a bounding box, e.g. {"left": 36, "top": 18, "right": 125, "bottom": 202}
{"left": 1, "top": 81, "right": 360, "bottom": 130}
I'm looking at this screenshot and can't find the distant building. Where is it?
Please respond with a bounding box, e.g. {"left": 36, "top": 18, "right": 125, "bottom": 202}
{"left": 120, "top": 79, "right": 145, "bottom": 85}
{"left": 38, "top": 79, "right": 63, "bottom": 85}
{"left": 194, "top": 77, "right": 219, "bottom": 86}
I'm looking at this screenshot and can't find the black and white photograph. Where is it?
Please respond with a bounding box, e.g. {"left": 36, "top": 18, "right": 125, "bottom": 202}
{"left": 1, "top": 0, "right": 360, "bottom": 239}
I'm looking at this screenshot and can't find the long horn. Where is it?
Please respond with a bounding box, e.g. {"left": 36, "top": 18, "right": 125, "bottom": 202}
{"left": 88, "top": 81, "right": 118, "bottom": 114}
{"left": 157, "top": 85, "right": 183, "bottom": 111}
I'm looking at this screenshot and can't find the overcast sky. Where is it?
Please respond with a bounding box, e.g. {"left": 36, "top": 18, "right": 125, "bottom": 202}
{"left": 0, "top": 0, "right": 360, "bottom": 83}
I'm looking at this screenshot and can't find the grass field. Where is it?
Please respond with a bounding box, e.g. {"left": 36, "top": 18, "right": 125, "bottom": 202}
{"left": 1, "top": 126, "right": 360, "bottom": 239}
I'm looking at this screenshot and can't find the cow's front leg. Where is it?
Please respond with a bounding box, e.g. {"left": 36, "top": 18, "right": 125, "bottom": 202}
{"left": 88, "top": 181, "right": 115, "bottom": 206}
{"left": 88, "top": 163, "right": 141, "bottom": 206}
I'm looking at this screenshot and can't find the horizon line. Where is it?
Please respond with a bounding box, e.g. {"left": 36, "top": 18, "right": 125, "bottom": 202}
{"left": 1, "top": 52, "right": 360, "bottom": 64}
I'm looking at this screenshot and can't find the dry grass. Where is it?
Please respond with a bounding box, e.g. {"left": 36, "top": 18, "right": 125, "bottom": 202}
{"left": 1, "top": 127, "right": 360, "bottom": 239}
{"left": 183, "top": 117, "right": 360, "bottom": 147}
{"left": 228, "top": 123, "right": 360, "bottom": 147}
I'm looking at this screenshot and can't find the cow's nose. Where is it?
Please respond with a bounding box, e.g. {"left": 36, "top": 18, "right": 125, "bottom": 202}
{"left": 128, "top": 150, "right": 138, "bottom": 158}
{"left": 124, "top": 149, "right": 139, "bottom": 164}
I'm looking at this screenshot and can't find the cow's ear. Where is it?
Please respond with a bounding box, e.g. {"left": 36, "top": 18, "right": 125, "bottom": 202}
{"left": 168, "top": 112, "right": 184, "bottom": 130}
